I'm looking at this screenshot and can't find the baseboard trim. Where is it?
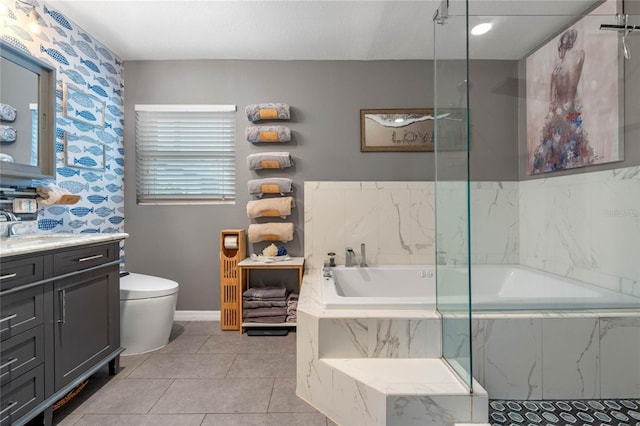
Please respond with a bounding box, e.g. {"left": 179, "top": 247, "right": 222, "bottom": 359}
{"left": 174, "top": 310, "right": 221, "bottom": 321}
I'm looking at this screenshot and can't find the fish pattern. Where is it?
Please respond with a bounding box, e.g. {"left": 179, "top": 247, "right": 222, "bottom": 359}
{"left": 6, "top": 3, "right": 125, "bottom": 246}
{"left": 40, "top": 44, "right": 69, "bottom": 65}
{"left": 87, "top": 195, "right": 108, "bottom": 204}
{"left": 38, "top": 218, "right": 64, "bottom": 231}
{"left": 60, "top": 69, "right": 86, "bottom": 85}
{"left": 52, "top": 37, "right": 77, "bottom": 57}
{"left": 81, "top": 171, "right": 103, "bottom": 182}
{"left": 87, "top": 83, "right": 108, "bottom": 97}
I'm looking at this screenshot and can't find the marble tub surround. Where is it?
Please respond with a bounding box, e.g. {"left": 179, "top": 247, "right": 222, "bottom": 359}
{"left": 304, "top": 182, "right": 436, "bottom": 270}
{"left": 519, "top": 166, "right": 640, "bottom": 298}
{"left": 304, "top": 181, "right": 520, "bottom": 270}
{"left": 472, "top": 310, "right": 640, "bottom": 400}
{"left": 297, "top": 270, "right": 489, "bottom": 425}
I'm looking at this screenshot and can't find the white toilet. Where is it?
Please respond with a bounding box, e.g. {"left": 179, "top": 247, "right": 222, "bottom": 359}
{"left": 119, "top": 273, "right": 179, "bottom": 355}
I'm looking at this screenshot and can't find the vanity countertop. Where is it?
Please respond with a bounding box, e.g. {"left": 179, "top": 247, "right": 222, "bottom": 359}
{"left": 0, "top": 232, "right": 129, "bottom": 258}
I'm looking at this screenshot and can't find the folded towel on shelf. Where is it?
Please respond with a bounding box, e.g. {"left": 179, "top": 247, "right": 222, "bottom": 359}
{"left": 286, "top": 302, "right": 297, "bottom": 316}
{"left": 243, "top": 286, "right": 288, "bottom": 300}
{"left": 245, "top": 103, "right": 290, "bottom": 122}
{"left": 242, "top": 300, "right": 287, "bottom": 309}
{"left": 242, "top": 307, "right": 288, "bottom": 318}
{"left": 247, "top": 197, "right": 293, "bottom": 219}
{"left": 245, "top": 126, "right": 291, "bottom": 143}
{"left": 285, "top": 315, "right": 297, "bottom": 323}
{"left": 287, "top": 293, "right": 299, "bottom": 302}
{"left": 248, "top": 178, "right": 293, "bottom": 196}
{"left": 247, "top": 152, "right": 293, "bottom": 170}
{"left": 248, "top": 222, "right": 294, "bottom": 243}
{"left": 243, "top": 315, "right": 287, "bottom": 323}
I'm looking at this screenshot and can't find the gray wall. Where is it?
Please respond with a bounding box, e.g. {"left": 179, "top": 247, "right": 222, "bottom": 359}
{"left": 123, "top": 59, "right": 519, "bottom": 310}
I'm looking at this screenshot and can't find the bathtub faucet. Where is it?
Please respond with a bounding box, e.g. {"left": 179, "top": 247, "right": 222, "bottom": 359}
{"left": 345, "top": 247, "right": 356, "bottom": 267}
{"left": 360, "top": 243, "right": 367, "bottom": 267}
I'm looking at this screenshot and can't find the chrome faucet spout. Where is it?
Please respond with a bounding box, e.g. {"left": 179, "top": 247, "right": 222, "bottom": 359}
{"left": 346, "top": 247, "right": 356, "bottom": 267}
{"left": 359, "top": 243, "right": 367, "bottom": 267}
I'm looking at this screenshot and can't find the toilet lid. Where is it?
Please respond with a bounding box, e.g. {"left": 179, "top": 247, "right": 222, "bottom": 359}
{"left": 120, "top": 273, "right": 179, "bottom": 300}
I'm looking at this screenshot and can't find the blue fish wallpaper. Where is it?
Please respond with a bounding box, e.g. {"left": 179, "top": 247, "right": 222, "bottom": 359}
{"left": 0, "top": 1, "right": 125, "bottom": 256}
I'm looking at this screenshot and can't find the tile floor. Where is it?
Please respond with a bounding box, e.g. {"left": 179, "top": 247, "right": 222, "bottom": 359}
{"left": 53, "top": 321, "right": 337, "bottom": 426}
{"left": 489, "top": 399, "right": 640, "bottom": 426}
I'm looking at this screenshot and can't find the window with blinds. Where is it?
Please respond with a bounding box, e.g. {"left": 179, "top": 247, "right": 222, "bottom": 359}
{"left": 135, "top": 105, "right": 236, "bottom": 204}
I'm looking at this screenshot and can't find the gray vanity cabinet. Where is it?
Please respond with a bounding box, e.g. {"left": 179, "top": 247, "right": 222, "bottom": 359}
{"left": 0, "top": 239, "right": 124, "bottom": 426}
{"left": 53, "top": 263, "right": 119, "bottom": 391}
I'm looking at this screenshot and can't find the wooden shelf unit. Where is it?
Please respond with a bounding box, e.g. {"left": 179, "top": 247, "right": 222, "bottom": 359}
{"left": 219, "top": 230, "right": 246, "bottom": 330}
{"left": 238, "top": 256, "right": 304, "bottom": 334}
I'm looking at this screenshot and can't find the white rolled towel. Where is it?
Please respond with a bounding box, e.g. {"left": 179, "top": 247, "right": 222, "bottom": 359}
{"left": 247, "top": 197, "right": 293, "bottom": 219}
{"left": 36, "top": 184, "right": 80, "bottom": 205}
{"left": 248, "top": 223, "right": 294, "bottom": 243}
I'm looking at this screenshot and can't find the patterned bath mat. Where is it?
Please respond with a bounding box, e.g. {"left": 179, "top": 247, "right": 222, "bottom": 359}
{"left": 490, "top": 399, "right": 640, "bottom": 425}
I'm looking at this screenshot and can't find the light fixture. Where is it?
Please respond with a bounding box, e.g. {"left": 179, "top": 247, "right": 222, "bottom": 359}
{"left": 471, "top": 23, "right": 492, "bottom": 36}
{"left": 26, "top": 5, "right": 40, "bottom": 34}
{"left": 14, "top": 0, "right": 41, "bottom": 34}
{"left": 394, "top": 117, "right": 405, "bottom": 123}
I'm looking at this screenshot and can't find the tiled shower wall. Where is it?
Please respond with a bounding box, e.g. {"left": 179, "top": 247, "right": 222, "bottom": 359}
{"left": 305, "top": 167, "right": 639, "bottom": 298}
{"left": 1, "top": 3, "right": 125, "bottom": 239}
{"left": 520, "top": 166, "right": 640, "bottom": 298}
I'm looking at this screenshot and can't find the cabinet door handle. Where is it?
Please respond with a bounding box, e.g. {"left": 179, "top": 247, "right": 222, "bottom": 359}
{"left": 0, "top": 357, "right": 18, "bottom": 370}
{"left": 0, "top": 401, "right": 18, "bottom": 416}
{"left": 0, "top": 314, "right": 17, "bottom": 324}
{"left": 78, "top": 254, "right": 103, "bottom": 262}
{"left": 58, "top": 289, "right": 66, "bottom": 324}
{"left": 0, "top": 272, "right": 17, "bottom": 280}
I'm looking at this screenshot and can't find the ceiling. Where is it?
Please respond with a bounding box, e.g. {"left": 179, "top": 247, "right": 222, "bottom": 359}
{"left": 46, "top": 0, "right": 605, "bottom": 61}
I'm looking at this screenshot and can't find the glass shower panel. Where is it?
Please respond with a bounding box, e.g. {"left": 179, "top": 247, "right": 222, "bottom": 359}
{"left": 433, "top": 3, "right": 473, "bottom": 391}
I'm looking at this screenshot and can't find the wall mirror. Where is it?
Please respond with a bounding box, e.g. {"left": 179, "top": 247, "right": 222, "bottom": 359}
{"left": 0, "top": 41, "right": 56, "bottom": 184}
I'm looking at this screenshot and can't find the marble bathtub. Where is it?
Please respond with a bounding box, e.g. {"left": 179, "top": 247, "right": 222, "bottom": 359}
{"left": 472, "top": 310, "right": 640, "bottom": 400}
{"left": 297, "top": 269, "right": 489, "bottom": 426}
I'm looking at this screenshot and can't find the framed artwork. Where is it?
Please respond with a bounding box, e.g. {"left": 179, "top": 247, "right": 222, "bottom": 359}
{"left": 62, "top": 83, "right": 106, "bottom": 128}
{"left": 526, "top": 0, "right": 624, "bottom": 175}
{"left": 64, "top": 133, "right": 105, "bottom": 171}
{"left": 360, "top": 108, "right": 434, "bottom": 152}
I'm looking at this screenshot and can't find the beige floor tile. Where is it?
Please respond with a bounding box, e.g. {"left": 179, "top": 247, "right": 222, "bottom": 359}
{"left": 201, "top": 412, "right": 328, "bottom": 426}
{"left": 73, "top": 378, "right": 173, "bottom": 414}
{"left": 156, "top": 334, "right": 209, "bottom": 354}
{"left": 181, "top": 321, "right": 224, "bottom": 335}
{"left": 227, "top": 352, "right": 296, "bottom": 378}
{"left": 127, "top": 353, "right": 236, "bottom": 379}
{"left": 149, "top": 378, "right": 274, "bottom": 413}
{"left": 268, "top": 377, "right": 318, "bottom": 413}
{"left": 199, "top": 333, "right": 296, "bottom": 354}
{"left": 68, "top": 414, "right": 205, "bottom": 425}
{"left": 117, "top": 353, "right": 151, "bottom": 378}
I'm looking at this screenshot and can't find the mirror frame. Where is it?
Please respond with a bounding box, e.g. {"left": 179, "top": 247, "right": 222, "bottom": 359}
{"left": 0, "top": 41, "right": 56, "bottom": 183}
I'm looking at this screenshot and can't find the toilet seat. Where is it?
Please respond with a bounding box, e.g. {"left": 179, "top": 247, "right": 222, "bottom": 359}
{"left": 120, "top": 272, "right": 179, "bottom": 300}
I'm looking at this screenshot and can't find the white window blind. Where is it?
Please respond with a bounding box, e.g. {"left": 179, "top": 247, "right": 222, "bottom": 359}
{"left": 135, "top": 105, "right": 236, "bottom": 205}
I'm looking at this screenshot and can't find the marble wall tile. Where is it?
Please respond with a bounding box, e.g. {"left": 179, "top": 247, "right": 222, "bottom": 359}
{"left": 520, "top": 166, "right": 640, "bottom": 297}
{"left": 318, "top": 317, "right": 441, "bottom": 359}
{"left": 471, "top": 319, "right": 486, "bottom": 386}
{"left": 481, "top": 318, "right": 542, "bottom": 399}
{"left": 318, "top": 318, "right": 369, "bottom": 358}
{"left": 599, "top": 316, "right": 640, "bottom": 398}
{"left": 331, "top": 368, "right": 386, "bottom": 426}
{"left": 296, "top": 311, "right": 334, "bottom": 412}
{"left": 541, "top": 318, "right": 599, "bottom": 399}
{"left": 470, "top": 181, "right": 519, "bottom": 265}
{"left": 368, "top": 319, "right": 434, "bottom": 358}
{"left": 387, "top": 394, "right": 472, "bottom": 426}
